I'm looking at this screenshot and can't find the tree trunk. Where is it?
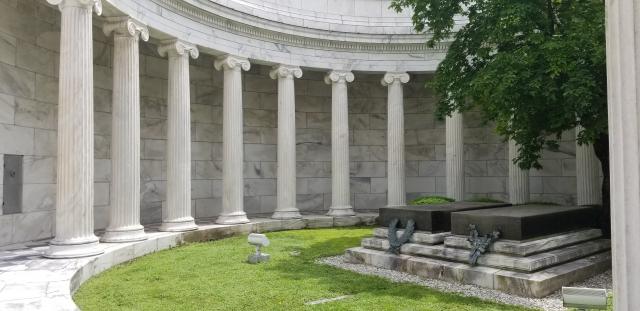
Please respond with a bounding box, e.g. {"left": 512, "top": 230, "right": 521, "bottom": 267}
{"left": 593, "top": 133, "right": 611, "bottom": 238}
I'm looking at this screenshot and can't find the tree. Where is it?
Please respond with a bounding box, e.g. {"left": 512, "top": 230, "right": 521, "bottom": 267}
{"left": 391, "top": 0, "right": 610, "bottom": 235}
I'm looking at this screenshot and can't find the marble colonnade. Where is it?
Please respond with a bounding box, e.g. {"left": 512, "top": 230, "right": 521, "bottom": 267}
{"left": 325, "top": 71, "right": 356, "bottom": 216}
{"left": 382, "top": 72, "right": 410, "bottom": 207}
{"left": 44, "top": 0, "right": 104, "bottom": 259}
{"left": 604, "top": 0, "right": 640, "bottom": 308}
{"left": 214, "top": 55, "right": 252, "bottom": 224}
{"left": 101, "top": 17, "right": 149, "bottom": 242}
{"left": 157, "top": 40, "right": 199, "bottom": 232}
{"left": 270, "top": 65, "right": 304, "bottom": 219}
{"left": 42, "top": 5, "right": 604, "bottom": 259}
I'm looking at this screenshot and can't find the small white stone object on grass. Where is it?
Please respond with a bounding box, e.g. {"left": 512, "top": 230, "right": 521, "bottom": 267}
{"left": 248, "top": 233, "right": 270, "bottom": 264}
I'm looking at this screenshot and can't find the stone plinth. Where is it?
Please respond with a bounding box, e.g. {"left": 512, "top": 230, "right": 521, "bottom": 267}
{"left": 450, "top": 205, "right": 601, "bottom": 240}
{"left": 444, "top": 228, "right": 604, "bottom": 256}
{"left": 378, "top": 202, "right": 510, "bottom": 232}
{"left": 347, "top": 247, "right": 611, "bottom": 298}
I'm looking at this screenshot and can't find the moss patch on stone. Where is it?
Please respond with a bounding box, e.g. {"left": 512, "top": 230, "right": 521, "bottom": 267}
{"left": 409, "top": 195, "right": 456, "bottom": 205}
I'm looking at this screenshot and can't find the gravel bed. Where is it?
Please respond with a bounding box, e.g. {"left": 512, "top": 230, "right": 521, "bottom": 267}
{"left": 317, "top": 255, "right": 612, "bottom": 311}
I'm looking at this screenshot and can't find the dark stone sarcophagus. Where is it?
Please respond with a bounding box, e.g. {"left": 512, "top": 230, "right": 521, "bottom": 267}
{"left": 378, "top": 202, "right": 511, "bottom": 232}
{"left": 450, "top": 204, "right": 602, "bottom": 241}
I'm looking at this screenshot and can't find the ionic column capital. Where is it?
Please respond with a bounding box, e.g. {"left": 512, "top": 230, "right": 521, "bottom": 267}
{"left": 47, "top": 0, "right": 102, "bottom": 14}
{"left": 324, "top": 70, "right": 354, "bottom": 84}
{"left": 381, "top": 72, "right": 410, "bottom": 86}
{"left": 214, "top": 55, "right": 250, "bottom": 72}
{"left": 158, "top": 39, "right": 199, "bottom": 59}
{"left": 103, "top": 17, "right": 149, "bottom": 41}
{"left": 269, "top": 64, "right": 302, "bottom": 80}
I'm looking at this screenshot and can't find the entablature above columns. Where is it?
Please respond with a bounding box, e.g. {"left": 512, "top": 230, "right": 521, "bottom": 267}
{"left": 100, "top": 0, "right": 445, "bottom": 72}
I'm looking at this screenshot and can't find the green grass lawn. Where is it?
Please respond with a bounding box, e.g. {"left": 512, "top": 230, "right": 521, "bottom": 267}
{"left": 74, "top": 227, "right": 535, "bottom": 311}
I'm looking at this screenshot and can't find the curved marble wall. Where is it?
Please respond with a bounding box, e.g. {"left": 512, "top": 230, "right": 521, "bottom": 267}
{"left": 0, "top": 0, "right": 578, "bottom": 247}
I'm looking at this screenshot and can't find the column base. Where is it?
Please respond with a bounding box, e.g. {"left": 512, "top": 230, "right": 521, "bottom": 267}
{"left": 101, "top": 225, "right": 147, "bottom": 243}
{"left": 43, "top": 237, "right": 103, "bottom": 259}
{"left": 272, "top": 209, "right": 302, "bottom": 220}
{"left": 216, "top": 212, "right": 250, "bottom": 225}
{"left": 159, "top": 217, "right": 198, "bottom": 232}
{"left": 327, "top": 206, "right": 356, "bottom": 217}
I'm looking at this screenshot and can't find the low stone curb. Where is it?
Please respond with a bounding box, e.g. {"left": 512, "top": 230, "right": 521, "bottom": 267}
{"left": 0, "top": 214, "right": 377, "bottom": 311}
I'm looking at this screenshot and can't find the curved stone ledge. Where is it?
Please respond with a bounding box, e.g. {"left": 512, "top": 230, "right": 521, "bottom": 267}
{"left": 0, "top": 213, "right": 377, "bottom": 311}
{"left": 101, "top": 0, "right": 447, "bottom": 72}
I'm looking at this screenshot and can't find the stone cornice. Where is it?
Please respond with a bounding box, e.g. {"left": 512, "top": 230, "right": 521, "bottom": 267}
{"left": 103, "top": 17, "right": 149, "bottom": 41}
{"left": 381, "top": 72, "right": 410, "bottom": 86}
{"left": 324, "top": 71, "right": 355, "bottom": 84}
{"left": 269, "top": 65, "right": 302, "bottom": 80}
{"left": 157, "top": 39, "right": 199, "bottom": 59}
{"left": 214, "top": 55, "right": 251, "bottom": 72}
{"left": 48, "top": 0, "right": 102, "bottom": 14}
{"left": 153, "top": 0, "right": 448, "bottom": 54}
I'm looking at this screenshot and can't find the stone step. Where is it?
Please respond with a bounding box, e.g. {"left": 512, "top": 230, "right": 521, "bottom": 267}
{"left": 443, "top": 229, "right": 603, "bottom": 256}
{"left": 361, "top": 237, "right": 610, "bottom": 272}
{"left": 346, "top": 246, "right": 611, "bottom": 298}
{"left": 372, "top": 227, "right": 450, "bottom": 245}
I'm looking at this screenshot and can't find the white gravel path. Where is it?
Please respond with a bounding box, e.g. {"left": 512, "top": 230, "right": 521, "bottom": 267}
{"left": 317, "top": 255, "right": 612, "bottom": 311}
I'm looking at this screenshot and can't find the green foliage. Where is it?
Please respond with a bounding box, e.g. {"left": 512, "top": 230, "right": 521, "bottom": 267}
{"left": 390, "top": 0, "right": 606, "bottom": 169}
{"left": 74, "top": 228, "right": 532, "bottom": 311}
{"left": 467, "top": 197, "right": 506, "bottom": 203}
{"left": 409, "top": 195, "right": 456, "bottom": 205}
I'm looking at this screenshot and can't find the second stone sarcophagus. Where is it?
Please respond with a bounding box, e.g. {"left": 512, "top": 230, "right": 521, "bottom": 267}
{"left": 378, "top": 202, "right": 511, "bottom": 232}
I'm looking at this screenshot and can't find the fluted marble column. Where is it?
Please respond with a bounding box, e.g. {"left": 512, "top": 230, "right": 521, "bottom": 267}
{"left": 157, "top": 40, "right": 198, "bottom": 232}
{"left": 270, "top": 65, "right": 303, "bottom": 219}
{"left": 575, "top": 127, "right": 601, "bottom": 205}
{"left": 215, "top": 55, "right": 251, "bottom": 224}
{"left": 382, "top": 72, "right": 410, "bottom": 207}
{"left": 508, "top": 140, "right": 529, "bottom": 204}
{"left": 44, "top": 0, "right": 103, "bottom": 259}
{"left": 325, "top": 71, "right": 355, "bottom": 216}
{"left": 446, "top": 112, "right": 465, "bottom": 201}
{"left": 100, "top": 18, "right": 148, "bottom": 243}
{"left": 606, "top": 2, "right": 640, "bottom": 309}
